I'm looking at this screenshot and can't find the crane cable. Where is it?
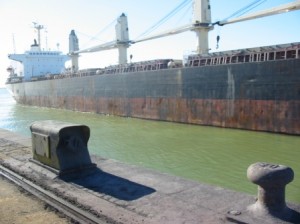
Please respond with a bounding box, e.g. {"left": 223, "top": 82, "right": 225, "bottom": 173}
{"left": 135, "top": 0, "right": 192, "bottom": 39}
{"left": 175, "top": 2, "right": 193, "bottom": 25}
{"left": 77, "top": 17, "right": 118, "bottom": 49}
{"left": 214, "top": 0, "right": 267, "bottom": 49}
{"left": 219, "top": 0, "right": 267, "bottom": 22}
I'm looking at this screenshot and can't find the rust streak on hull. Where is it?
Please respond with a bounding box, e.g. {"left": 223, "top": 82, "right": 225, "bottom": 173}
{"left": 16, "top": 95, "right": 300, "bottom": 135}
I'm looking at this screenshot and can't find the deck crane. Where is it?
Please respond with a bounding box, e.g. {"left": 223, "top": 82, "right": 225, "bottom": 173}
{"left": 133, "top": 0, "right": 300, "bottom": 53}
{"left": 69, "top": 13, "right": 129, "bottom": 72}
{"left": 69, "top": 0, "right": 300, "bottom": 72}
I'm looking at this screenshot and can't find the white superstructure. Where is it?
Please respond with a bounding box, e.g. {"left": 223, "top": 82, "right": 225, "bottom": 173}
{"left": 8, "top": 24, "right": 69, "bottom": 81}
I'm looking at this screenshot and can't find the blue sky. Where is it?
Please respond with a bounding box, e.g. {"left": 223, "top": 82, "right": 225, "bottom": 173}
{"left": 0, "top": 0, "right": 299, "bottom": 86}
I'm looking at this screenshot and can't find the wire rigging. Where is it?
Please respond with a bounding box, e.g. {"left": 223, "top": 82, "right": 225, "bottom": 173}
{"left": 221, "top": 0, "right": 267, "bottom": 22}
{"left": 77, "top": 17, "right": 117, "bottom": 49}
{"left": 135, "top": 0, "right": 192, "bottom": 39}
{"left": 213, "top": 0, "right": 267, "bottom": 47}
{"left": 91, "top": 18, "right": 118, "bottom": 40}
{"left": 237, "top": 0, "right": 267, "bottom": 18}
{"left": 175, "top": 2, "right": 193, "bottom": 25}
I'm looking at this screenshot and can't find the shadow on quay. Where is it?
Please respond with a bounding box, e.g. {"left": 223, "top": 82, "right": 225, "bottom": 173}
{"left": 60, "top": 167, "right": 156, "bottom": 201}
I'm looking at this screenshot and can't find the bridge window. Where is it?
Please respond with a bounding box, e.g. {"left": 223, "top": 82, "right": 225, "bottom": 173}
{"left": 276, "top": 51, "right": 285, "bottom": 60}
{"left": 193, "top": 60, "right": 199, "bottom": 66}
{"left": 286, "top": 50, "right": 297, "bottom": 59}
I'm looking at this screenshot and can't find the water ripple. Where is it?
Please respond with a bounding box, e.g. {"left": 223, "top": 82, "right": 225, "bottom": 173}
{"left": 0, "top": 88, "right": 299, "bottom": 203}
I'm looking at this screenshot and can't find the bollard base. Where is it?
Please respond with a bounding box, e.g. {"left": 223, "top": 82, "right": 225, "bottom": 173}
{"left": 225, "top": 205, "right": 300, "bottom": 224}
{"left": 246, "top": 202, "right": 300, "bottom": 223}
{"left": 29, "top": 158, "right": 97, "bottom": 179}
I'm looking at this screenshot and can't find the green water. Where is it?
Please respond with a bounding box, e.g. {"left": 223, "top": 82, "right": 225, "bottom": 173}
{"left": 0, "top": 88, "right": 299, "bottom": 203}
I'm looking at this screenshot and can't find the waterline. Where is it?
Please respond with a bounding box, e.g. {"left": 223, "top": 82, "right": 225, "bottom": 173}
{"left": 0, "top": 88, "right": 299, "bottom": 203}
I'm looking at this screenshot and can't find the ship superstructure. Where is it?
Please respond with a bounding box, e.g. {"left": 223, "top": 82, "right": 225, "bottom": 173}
{"left": 7, "top": 23, "right": 69, "bottom": 82}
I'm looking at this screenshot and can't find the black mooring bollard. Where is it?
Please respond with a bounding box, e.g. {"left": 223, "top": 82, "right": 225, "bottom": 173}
{"left": 247, "top": 162, "right": 294, "bottom": 218}
{"left": 30, "top": 120, "right": 96, "bottom": 175}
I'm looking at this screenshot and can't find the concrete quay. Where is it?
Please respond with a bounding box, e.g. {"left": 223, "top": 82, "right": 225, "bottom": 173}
{"left": 0, "top": 127, "right": 299, "bottom": 224}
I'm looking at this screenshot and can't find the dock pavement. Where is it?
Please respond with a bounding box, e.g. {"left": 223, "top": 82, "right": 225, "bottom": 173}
{"left": 0, "top": 128, "right": 299, "bottom": 223}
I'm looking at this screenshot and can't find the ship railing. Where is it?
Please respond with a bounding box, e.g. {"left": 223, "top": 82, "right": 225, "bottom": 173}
{"left": 48, "top": 68, "right": 101, "bottom": 80}
{"left": 187, "top": 43, "right": 300, "bottom": 67}
{"left": 101, "top": 59, "right": 182, "bottom": 75}
{"left": 5, "top": 76, "right": 23, "bottom": 84}
{"left": 20, "top": 59, "right": 184, "bottom": 82}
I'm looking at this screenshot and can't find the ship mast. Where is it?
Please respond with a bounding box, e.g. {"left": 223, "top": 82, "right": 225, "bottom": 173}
{"left": 33, "top": 22, "right": 44, "bottom": 50}
{"left": 69, "top": 30, "right": 79, "bottom": 72}
{"left": 193, "top": 0, "right": 213, "bottom": 54}
{"left": 116, "top": 13, "right": 130, "bottom": 64}
{"left": 69, "top": 13, "right": 129, "bottom": 71}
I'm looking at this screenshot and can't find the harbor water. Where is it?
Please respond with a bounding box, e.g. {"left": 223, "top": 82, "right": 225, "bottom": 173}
{"left": 0, "top": 88, "right": 299, "bottom": 204}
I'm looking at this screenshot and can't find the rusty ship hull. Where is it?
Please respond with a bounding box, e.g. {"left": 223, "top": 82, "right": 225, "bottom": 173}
{"left": 6, "top": 56, "right": 300, "bottom": 135}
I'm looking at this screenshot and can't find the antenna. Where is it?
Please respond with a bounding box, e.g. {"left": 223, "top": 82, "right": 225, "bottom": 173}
{"left": 45, "top": 28, "right": 48, "bottom": 50}
{"left": 32, "top": 22, "right": 44, "bottom": 50}
{"left": 12, "top": 33, "right": 16, "bottom": 53}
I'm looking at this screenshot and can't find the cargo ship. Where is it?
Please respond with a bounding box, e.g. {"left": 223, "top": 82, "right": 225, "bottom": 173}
{"left": 5, "top": 0, "right": 300, "bottom": 135}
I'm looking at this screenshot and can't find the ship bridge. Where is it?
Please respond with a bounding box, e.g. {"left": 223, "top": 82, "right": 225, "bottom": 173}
{"left": 8, "top": 23, "right": 70, "bottom": 81}
{"left": 8, "top": 41, "right": 69, "bottom": 81}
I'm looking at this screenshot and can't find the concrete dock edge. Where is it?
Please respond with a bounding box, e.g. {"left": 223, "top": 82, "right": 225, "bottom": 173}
{"left": 0, "top": 128, "right": 299, "bottom": 223}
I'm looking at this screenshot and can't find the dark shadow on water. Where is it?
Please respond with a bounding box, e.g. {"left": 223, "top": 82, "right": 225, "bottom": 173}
{"left": 60, "top": 167, "right": 156, "bottom": 201}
